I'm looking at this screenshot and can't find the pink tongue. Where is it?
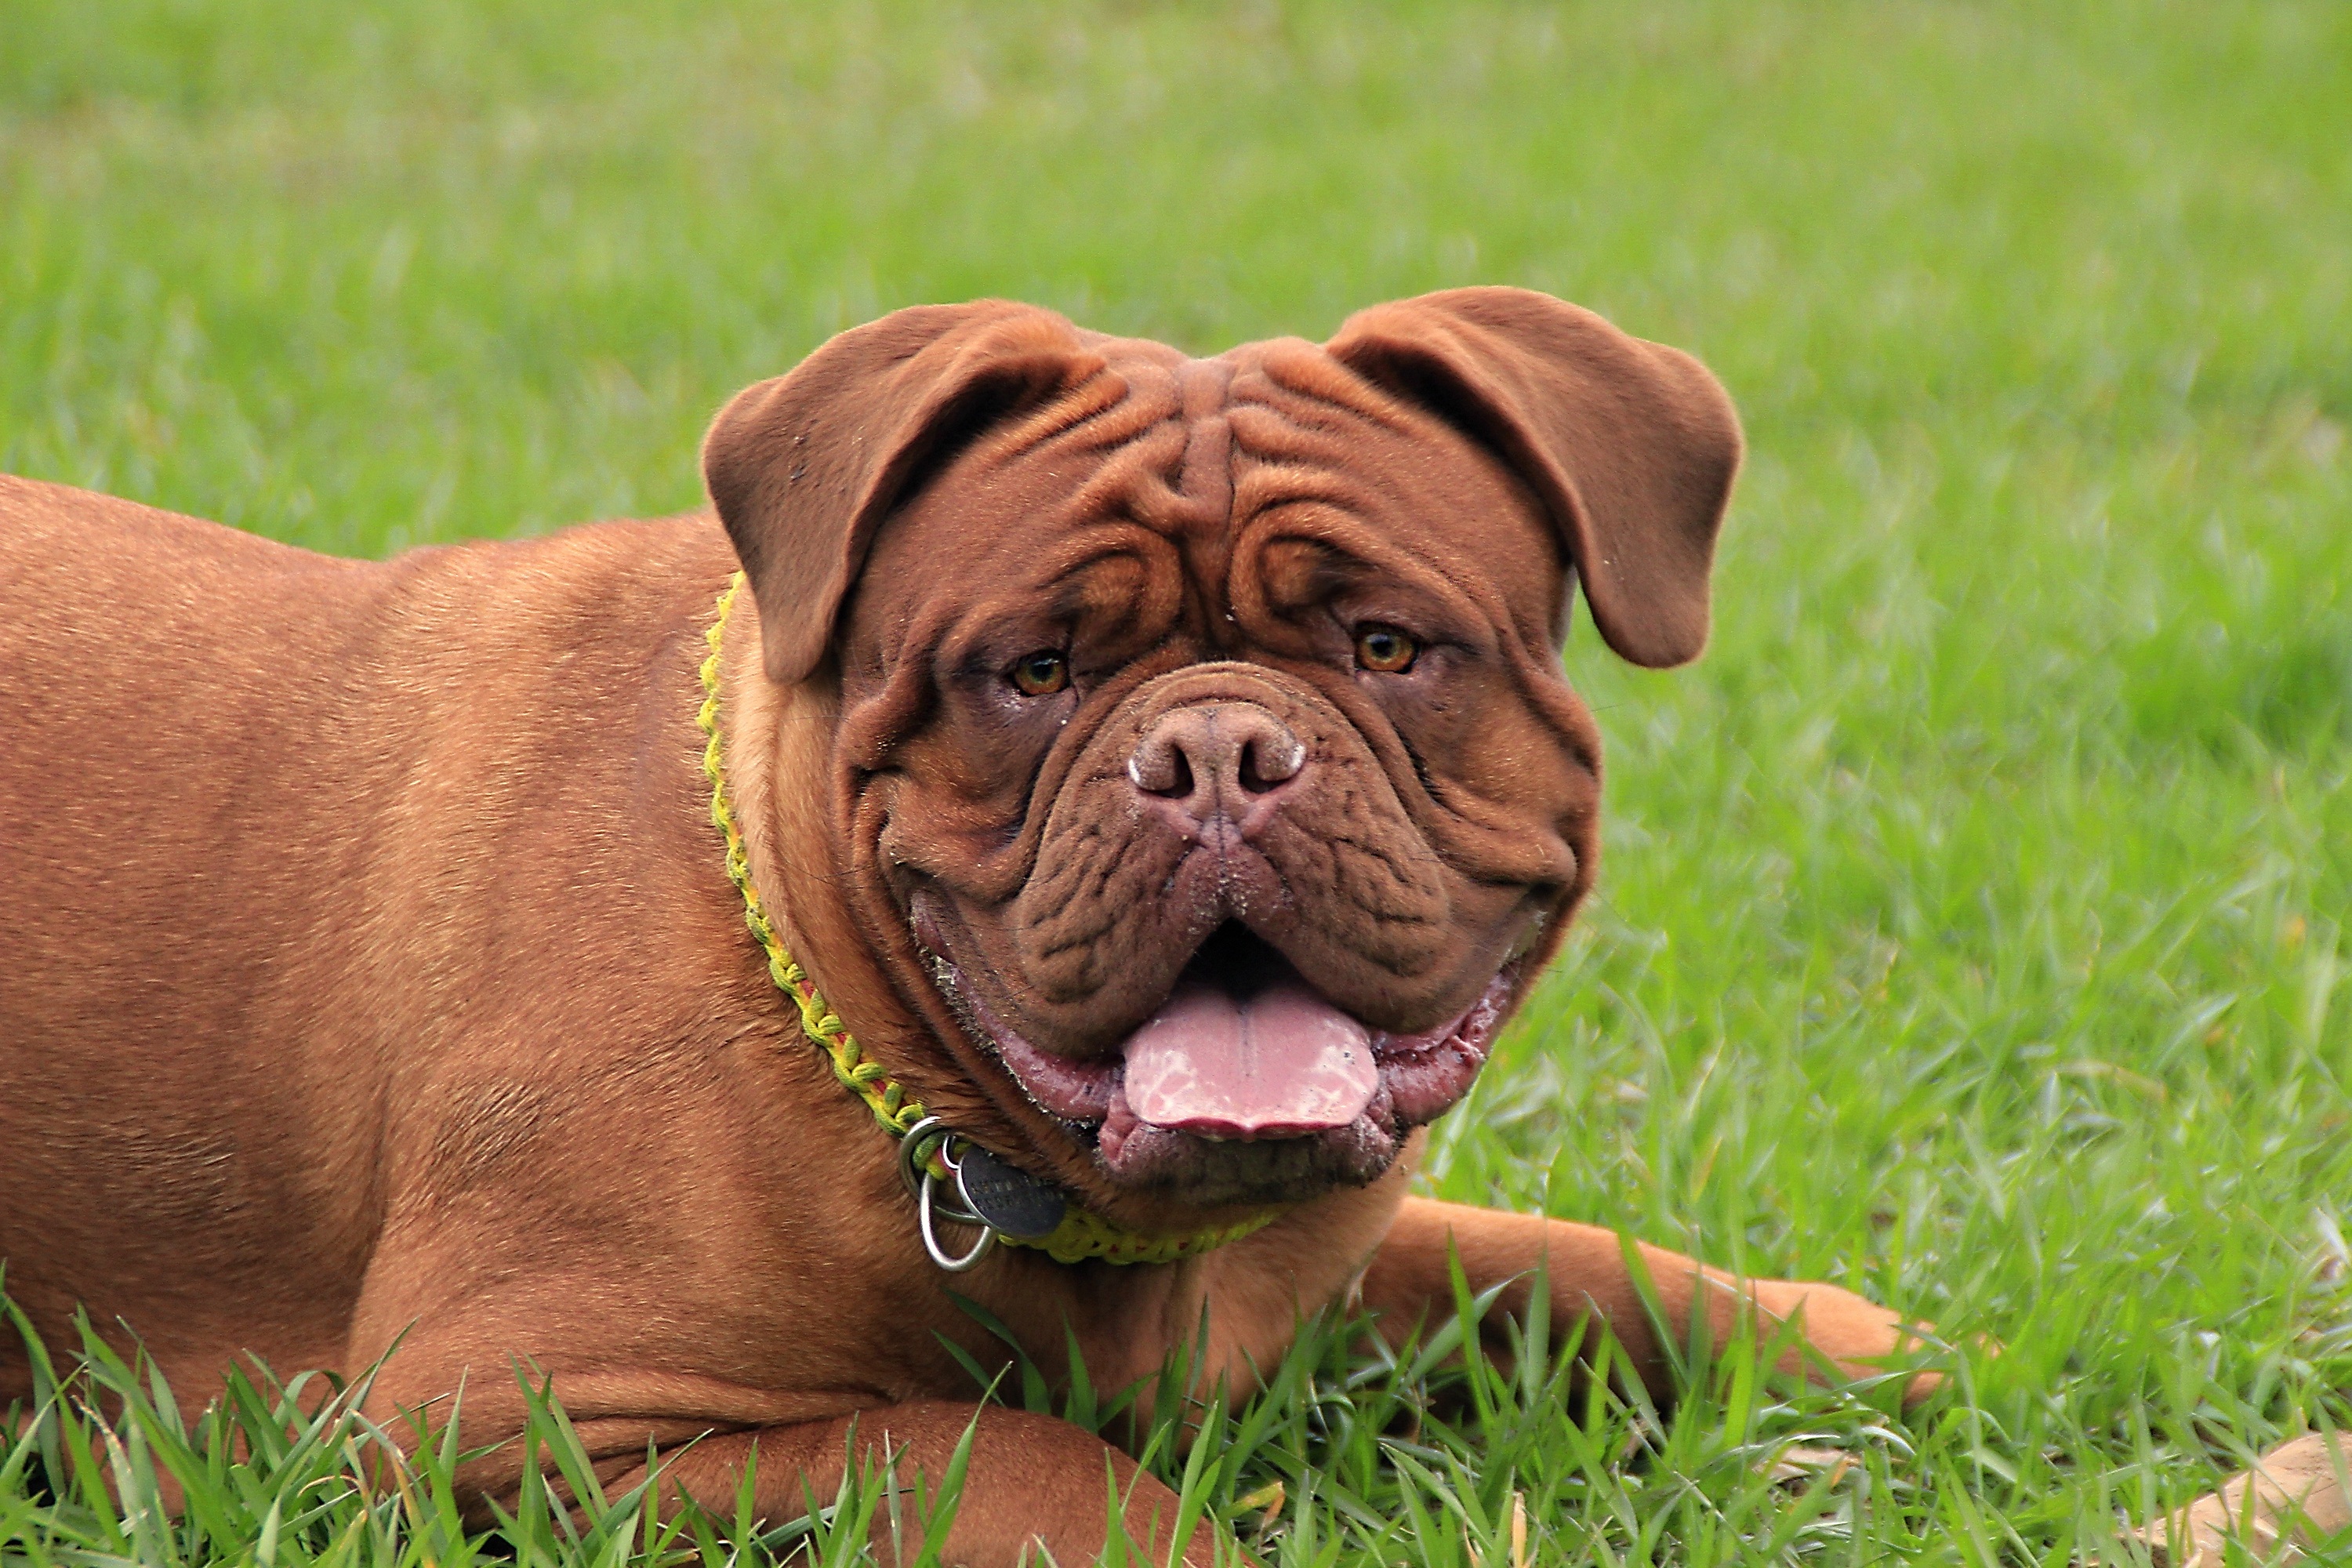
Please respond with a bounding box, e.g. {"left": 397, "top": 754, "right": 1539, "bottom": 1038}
{"left": 1121, "top": 976, "right": 1379, "bottom": 1139}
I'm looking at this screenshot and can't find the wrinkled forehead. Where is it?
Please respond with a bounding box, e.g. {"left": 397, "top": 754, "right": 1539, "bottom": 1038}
{"left": 848, "top": 332, "right": 1565, "bottom": 648}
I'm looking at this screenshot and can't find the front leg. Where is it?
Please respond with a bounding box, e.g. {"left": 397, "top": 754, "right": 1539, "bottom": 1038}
{"left": 1358, "top": 1196, "right": 1939, "bottom": 1406}
{"left": 595, "top": 1403, "right": 1224, "bottom": 1568}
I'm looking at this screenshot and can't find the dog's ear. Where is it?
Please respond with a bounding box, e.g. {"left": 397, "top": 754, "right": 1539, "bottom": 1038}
{"left": 1326, "top": 287, "right": 1740, "bottom": 668}
{"left": 702, "top": 301, "right": 1099, "bottom": 684}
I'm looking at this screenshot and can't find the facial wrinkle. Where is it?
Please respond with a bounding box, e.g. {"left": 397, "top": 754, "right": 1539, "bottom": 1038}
{"left": 1225, "top": 364, "right": 1399, "bottom": 510}
{"left": 1170, "top": 358, "right": 1239, "bottom": 647}
{"left": 1174, "top": 358, "right": 1236, "bottom": 518}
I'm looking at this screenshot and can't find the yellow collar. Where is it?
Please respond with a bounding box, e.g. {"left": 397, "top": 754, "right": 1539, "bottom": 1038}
{"left": 697, "top": 572, "right": 1272, "bottom": 1267}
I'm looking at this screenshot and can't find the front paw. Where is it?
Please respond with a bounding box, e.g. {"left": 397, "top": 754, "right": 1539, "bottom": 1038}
{"left": 1747, "top": 1279, "right": 1973, "bottom": 1407}
{"left": 2137, "top": 1433, "right": 2352, "bottom": 1566}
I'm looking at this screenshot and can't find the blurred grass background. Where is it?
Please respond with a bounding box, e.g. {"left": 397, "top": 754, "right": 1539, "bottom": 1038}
{"left": 5, "top": 1, "right": 2350, "bottom": 1561}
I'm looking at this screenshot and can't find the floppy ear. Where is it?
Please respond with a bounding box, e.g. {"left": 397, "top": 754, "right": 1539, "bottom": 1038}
{"left": 702, "top": 300, "right": 1099, "bottom": 684}
{"left": 1326, "top": 286, "right": 1740, "bottom": 668}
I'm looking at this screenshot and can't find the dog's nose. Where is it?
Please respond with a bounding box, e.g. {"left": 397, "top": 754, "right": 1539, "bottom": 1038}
{"left": 1127, "top": 702, "right": 1306, "bottom": 823}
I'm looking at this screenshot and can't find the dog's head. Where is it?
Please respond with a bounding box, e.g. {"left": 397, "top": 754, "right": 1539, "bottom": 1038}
{"left": 704, "top": 289, "right": 1737, "bottom": 1213}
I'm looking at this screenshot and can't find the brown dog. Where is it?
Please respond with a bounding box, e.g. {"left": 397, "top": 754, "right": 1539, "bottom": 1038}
{"left": 0, "top": 289, "right": 1935, "bottom": 1564}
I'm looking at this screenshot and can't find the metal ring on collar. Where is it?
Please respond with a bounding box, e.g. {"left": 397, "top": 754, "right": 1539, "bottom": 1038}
{"left": 918, "top": 1171, "right": 995, "bottom": 1272}
{"left": 897, "top": 1115, "right": 979, "bottom": 1219}
{"left": 897, "top": 1115, "right": 948, "bottom": 1201}
{"left": 898, "top": 1115, "right": 993, "bottom": 1270}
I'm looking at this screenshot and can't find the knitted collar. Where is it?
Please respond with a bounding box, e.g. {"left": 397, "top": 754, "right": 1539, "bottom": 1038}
{"left": 696, "top": 572, "right": 1274, "bottom": 1268}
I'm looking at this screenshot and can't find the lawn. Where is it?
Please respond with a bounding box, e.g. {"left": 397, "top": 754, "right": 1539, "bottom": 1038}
{"left": 4, "top": 2, "right": 2350, "bottom": 1563}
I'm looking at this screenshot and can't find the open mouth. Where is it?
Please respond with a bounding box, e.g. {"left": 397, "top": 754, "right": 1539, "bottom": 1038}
{"left": 922, "top": 916, "right": 1514, "bottom": 1197}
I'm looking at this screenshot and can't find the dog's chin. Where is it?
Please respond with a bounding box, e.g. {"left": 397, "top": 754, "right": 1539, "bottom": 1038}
{"left": 921, "top": 920, "right": 1513, "bottom": 1210}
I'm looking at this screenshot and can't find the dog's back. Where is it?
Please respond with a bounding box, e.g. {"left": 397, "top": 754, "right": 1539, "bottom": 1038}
{"left": 0, "top": 476, "right": 742, "bottom": 1399}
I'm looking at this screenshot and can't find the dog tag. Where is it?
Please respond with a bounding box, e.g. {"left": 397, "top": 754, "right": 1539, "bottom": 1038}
{"left": 953, "top": 1145, "right": 1067, "bottom": 1240}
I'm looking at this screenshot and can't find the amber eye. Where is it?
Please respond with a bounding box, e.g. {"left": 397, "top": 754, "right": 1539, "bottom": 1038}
{"left": 1010, "top": 650, "right": 1070, "bottom": 696}
{"left": 1354, "top": 626, "right": 1419, "bottom": 673}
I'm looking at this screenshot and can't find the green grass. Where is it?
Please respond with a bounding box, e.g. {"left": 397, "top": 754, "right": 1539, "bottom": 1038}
{"left": 5, "top": 1, "right": 2350, "bottom": 1562}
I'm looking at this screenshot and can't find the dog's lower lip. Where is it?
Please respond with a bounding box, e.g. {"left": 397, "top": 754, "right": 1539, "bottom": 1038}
{"left": 991, "top": 1024, "right": 1119, "bottom": 1121}
{"left": 913, "top": 902, "right": 1122, "bottom": 1122}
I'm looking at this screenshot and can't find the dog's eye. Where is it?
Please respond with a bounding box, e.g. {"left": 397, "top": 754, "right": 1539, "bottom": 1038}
{"left": 1010, "top": 650, "right": 1070, "bottom": 696}
{"left": 1354, "top": 626, "right": 1419, "bottom": 674}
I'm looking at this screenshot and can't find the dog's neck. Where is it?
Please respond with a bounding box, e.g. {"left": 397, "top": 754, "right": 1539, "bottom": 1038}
{"left": 711, "top": 591, "right": 1012, "bottom": 1148}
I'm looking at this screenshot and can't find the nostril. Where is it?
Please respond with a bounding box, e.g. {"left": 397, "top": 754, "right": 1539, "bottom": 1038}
{"left": 1236, "top": 735, "right": 1304, "bottom": 794}
{"left": 1127, "top": 739, "right": 1196, "bottom": 799}
{"left": 1162, "top": 749, "right": 1196, "bottom": 800}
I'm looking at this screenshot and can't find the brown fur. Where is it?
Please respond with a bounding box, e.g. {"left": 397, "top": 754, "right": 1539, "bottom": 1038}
{"left": 1, "top": 289, "right": 1935, "bottom": 1566}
